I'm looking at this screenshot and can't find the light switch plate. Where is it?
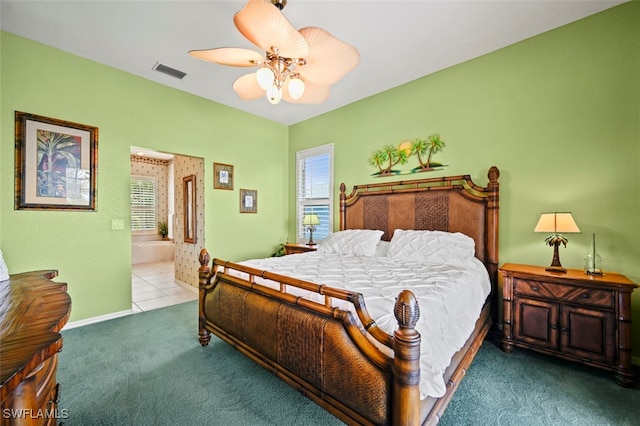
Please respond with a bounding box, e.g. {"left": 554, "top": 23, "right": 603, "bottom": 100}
{"left": 111, "top": 219, "right": 125, "bottom": 230}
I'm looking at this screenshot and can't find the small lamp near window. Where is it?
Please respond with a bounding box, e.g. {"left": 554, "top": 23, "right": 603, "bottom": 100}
{"left": 302, "top": 214, "right": 320, "bottom": 246}
{"left": 534, "top": 212, "right": 581, "bottom": 273}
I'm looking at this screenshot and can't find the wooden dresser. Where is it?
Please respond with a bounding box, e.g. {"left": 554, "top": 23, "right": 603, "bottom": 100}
{"left": 0, "top": 271, "right": 71, "bottom": 425}
{"left": 500, "top": 263, "right": 637, "bottom": 386}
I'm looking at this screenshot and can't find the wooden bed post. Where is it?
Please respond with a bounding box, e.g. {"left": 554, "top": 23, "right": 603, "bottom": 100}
{"left": 392, "top": 290, "right": 421, "bottom": 426}
{"left": 486, "top": 166, "right": 500, "bottom": 322}
{"left": 198, "top": 248, "right": 212, "bottom": 347}
{"left": 339, "top": 182, "right": 347, "bottom": 231}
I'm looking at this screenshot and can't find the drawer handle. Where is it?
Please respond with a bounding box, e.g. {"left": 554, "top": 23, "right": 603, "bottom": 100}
{"left": 531, "top": 286, "right": 539, "bottom": 292}
{"left": 582, "top": 293, "right": 590, "bottom": 299}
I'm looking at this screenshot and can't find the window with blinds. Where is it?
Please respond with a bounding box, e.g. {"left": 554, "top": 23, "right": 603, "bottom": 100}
{"left": 131, "top": 176, "right": 157, "bottom": 232}
{"left": 296, "top": 144, "right": 333, "bottom": 243}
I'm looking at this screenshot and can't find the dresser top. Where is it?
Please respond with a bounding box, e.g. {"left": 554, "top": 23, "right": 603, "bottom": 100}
{"left": 500, "top": 263, "right": 638, "bottom": 289}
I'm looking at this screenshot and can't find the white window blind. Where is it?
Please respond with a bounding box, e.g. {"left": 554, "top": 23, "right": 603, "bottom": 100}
{"left": 131, "top": 176, "right": 157, "bottom": 232}
{"left": 296, "top": 144, "right": 333, "bottom": 243}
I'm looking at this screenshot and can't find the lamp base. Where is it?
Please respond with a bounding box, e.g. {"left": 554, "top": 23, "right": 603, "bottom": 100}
{"left": 546, "top": 241, "right": 566, "bottom": 273}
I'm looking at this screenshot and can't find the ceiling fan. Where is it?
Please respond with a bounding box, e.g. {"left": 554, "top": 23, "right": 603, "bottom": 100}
{"left": 188, "top": 0, "right": 360, "bottom": 105}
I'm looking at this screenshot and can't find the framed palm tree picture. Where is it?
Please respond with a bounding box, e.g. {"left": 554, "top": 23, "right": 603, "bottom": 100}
{"left": 14, "top": 111, "right": 98, "bottom": 211}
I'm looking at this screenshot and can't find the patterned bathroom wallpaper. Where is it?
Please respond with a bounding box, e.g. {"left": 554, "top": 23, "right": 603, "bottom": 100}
{"left": 130, "top": 156, "right": 171, "bottom": 241}
{"left": 173, "top": 155, "right": 205, "bottom": 288}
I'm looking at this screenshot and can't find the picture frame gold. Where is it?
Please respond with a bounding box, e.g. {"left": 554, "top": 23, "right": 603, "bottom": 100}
{"left": 14, "top": 111, "right": 98, "bottom": 211}
{"left": 213, "top": 162, "right": 234, "bottom": 190}
{"left": 240, "top": 189, "right": 257, "bottom": 214}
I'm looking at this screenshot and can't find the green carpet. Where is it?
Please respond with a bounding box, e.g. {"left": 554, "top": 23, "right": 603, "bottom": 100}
{"left": 58, "top": 301, "right": 639, "bottom": 425}
{"left": 440, "top": 335, "right": 640, "bottom": 426}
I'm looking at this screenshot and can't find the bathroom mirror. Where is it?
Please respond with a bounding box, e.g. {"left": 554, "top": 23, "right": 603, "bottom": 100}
{"left": 183, "top": 175, "right": 196, "bottom": 243}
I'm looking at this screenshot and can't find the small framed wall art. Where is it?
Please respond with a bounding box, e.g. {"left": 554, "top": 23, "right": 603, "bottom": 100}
{"left": 240, "top": 189, "right": 257, "bottom": 213}
{"left": 14, "top": 111, "right": 98, "bottom": 211}
{"left": 213, "top": 162, "right": 234, "bottom": 190}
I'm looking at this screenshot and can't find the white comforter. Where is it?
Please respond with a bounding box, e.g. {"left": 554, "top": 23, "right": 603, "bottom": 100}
{"left": 235, "top": 251, "right": 491, "bottom": 399}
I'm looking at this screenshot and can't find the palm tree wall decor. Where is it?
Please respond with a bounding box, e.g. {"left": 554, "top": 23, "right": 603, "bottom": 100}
{"left": 411, "top": 133, "right": 445, "bottom": 171}
{"left": 369, "top": 144, "right": 410, "bottom": 176}
{"left": 369, "top": 133, "right": 446, "bottom": 177}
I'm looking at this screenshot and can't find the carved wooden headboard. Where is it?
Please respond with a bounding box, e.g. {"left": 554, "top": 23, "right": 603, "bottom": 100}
{"left": 339, "top": 166, "right": 500, "bottom": 287}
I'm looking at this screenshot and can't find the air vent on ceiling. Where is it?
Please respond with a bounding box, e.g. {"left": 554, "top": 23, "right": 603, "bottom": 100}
{"left": 152, "top": 62, "right": 187, "bottom": 80}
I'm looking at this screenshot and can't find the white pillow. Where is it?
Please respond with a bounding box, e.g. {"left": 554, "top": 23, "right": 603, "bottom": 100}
{"left": 317, "top": 229, "right": 384, "bottom": 257}
{"left": 387, "top": 229, "right": 475, "bottom": 265}
{"left": 374, "top": 240, "right": 390, "bottom": 257}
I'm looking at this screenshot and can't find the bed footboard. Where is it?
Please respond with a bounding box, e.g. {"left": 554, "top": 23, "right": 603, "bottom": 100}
{"left": 198, "top": 249, "right": 421, "bottom": 426}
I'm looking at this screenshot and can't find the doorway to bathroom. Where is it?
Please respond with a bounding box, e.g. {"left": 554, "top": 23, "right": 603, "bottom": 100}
{"left": 129, "top": 146, "right": 202, "bottom": 312}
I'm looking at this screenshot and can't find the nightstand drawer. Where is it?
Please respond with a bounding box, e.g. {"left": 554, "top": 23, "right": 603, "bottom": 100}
{"left": 514, "top": 279, "right": 614, "bottom": 309}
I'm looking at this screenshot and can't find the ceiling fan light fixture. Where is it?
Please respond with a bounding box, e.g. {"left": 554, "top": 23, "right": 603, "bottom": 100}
{"left": 288, "top": 77, "right": 305, "bottom": 100}
{"left": 189, "top": 0, "right": 359, "bottom": 105}
{"left": 256, "top": 67, "right": 275, "bottom": 90}
{"left": 267, "top": 84, "right": 283, "bottom": 105}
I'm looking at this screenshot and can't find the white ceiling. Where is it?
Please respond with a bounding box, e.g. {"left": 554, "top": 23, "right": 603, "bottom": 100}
{"left": 0, "top": 1, "right": 627, "bottom": 126}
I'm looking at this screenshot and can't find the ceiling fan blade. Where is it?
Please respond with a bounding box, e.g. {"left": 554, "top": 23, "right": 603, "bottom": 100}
{"left": 234, "top": 0, "right": 309, "bottom": 59}
{"left": 283, "top": 79, "right": 330, "bottom": 104}
{"left": 297, "top": 27, "right": 360, "bottom": 85}
{"left": 232, "top": 73, "right": 265, "bottom": 100}
{"left": 188, "top": 47, "right": 263, "bottom": 67}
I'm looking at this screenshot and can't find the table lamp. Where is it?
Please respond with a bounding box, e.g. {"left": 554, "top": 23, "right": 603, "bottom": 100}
{"left": 302, "top": 213, "right": 320, "bottom": 246}
{"left": 534, "top": 212, "right": 580, "bottom": 273}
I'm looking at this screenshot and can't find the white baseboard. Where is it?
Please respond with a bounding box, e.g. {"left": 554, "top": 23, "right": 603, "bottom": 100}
{"left": 62, "top": 309, "right": 134, "bottom": 330}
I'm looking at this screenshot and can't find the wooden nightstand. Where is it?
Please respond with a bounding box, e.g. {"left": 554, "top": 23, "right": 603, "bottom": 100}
{"left": 284, "top": 243, "right": 318, "bottom": 255}
{"left": 499, "top": 263, "right": 638, "bottom": 386}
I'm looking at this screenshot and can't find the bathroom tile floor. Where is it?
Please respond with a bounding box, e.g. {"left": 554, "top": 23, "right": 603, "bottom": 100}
{"left": 132, "top": 261, "right": 197, "bottom": 313}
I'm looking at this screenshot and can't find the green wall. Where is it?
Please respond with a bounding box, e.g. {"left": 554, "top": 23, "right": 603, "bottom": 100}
{"left": 289, "top": 3, "right": 640, "bottom": 355}
{"left": 0, "top": 32, "right": 289, "bottom": 322}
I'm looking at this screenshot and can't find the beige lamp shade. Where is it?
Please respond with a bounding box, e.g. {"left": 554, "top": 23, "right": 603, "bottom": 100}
{"left": 534, "top": 212, "right": 580, "bottom": 234}
{"left": 302, "top": 214, "right": 320, "bottom": 226}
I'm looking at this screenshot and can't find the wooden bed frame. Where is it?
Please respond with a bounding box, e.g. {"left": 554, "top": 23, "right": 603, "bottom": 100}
{"left": 198, "top": 166, "right": 500, "bottom": 425}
